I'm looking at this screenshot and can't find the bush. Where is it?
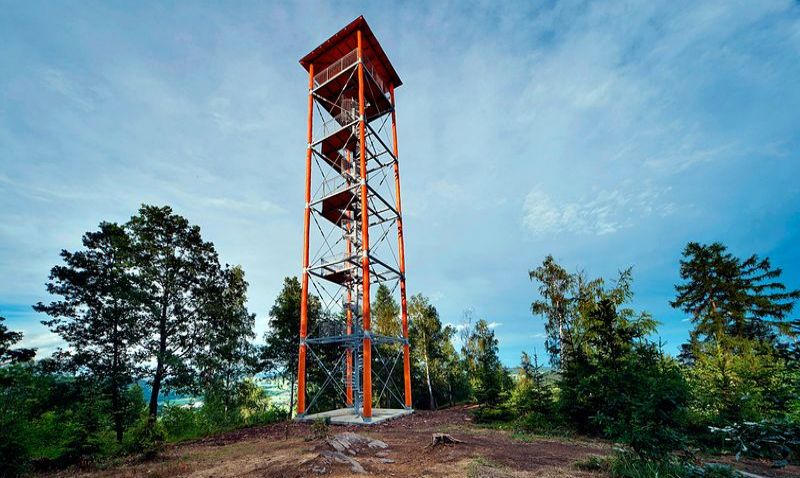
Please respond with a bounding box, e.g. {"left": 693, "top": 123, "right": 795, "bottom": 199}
{"left": 160, "top": 403, "right": 209, "bottom": 442}
{"left": 123, "top": 416, "right": 166, "bottom": 458}
{"left": 0, "top": 411, "right": 30, "bottom": 478}
{"left": 472, "top": 405, "right": 515, "bottom": 423}
{"left": 607, "top": 453, "right": 740, "bottom": 478}
{"left": 710, "top": 419, "right": 800, "bottom": 465}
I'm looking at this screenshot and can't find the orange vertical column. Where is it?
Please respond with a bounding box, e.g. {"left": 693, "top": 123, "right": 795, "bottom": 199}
{"left": 297, "top": 63, "right": 314, "bottom": 417}
{"left": 345, "top": 151, "right": 354, "bottom": 406}
{"left": 389, "top": 84, "right": 412, "bottom": 409}
{"left": 357, "top": 30, "right": 373, "bottom": 419}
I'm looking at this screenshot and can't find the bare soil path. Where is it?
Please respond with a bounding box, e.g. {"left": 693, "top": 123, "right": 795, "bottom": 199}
{"left": 39, "top": 406, "right": 796, "bottom": 478}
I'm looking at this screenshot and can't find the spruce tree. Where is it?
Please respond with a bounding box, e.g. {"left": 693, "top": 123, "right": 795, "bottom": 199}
{"left": 672, "top": 242, "right": 799, "bottom": 423}
{"left": 467, "top": 319, "right": 504, "bottom": 405}
{"left": 672, "top": 242, "right": 800, "bottom": 347}
{"left": 372, "top": 284, "right": 400, "bottom": 337}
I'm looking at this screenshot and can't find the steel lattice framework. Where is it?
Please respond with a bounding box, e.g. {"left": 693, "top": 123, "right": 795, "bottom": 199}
{"left": 296, "top": 16, "right": 411, "bottom": 421}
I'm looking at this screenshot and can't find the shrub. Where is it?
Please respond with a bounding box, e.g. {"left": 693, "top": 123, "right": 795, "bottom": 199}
{"left": 160, "top": 403, "right": 208, "bottom": 441}
{"left": 710, "top": 419, "right": 800, "bottom": 465}
{"left": 607, "top": 453, "right": 740, "bottom": 478}
{"left": 472, "top": 405, "right": 515, "bottom": 423}
{"left": 0, "top": 411, "right": 30, "bottom": 478}
{"left": 123, "top": 416, "right": 166, "bottom": 458}
{"left": 310, "top": 418, "right": 330, "bottom": 440}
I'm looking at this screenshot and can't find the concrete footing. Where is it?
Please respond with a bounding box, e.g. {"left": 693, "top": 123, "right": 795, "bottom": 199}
{"left": 296, "top": 407, "right": 413, "bottom": 425}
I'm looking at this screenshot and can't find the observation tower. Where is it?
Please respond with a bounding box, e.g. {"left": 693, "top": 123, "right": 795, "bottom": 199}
{"left": 295, "top": 16, "right": 412, "bottom": 424}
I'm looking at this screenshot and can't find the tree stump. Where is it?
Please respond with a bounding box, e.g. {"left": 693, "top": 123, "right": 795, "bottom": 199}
{"left": 431, "top": 433, "right": 463, "bottom": 447}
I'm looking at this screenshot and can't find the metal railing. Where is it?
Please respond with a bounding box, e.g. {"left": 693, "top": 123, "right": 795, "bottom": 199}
{"left": 317, "top": 251, "right": 359, "bottom": 270}
{"left": 322, "top": 98, "right": 358, "bottom": 136}
{"left": 313, "top": 48, "right": 386, "bottom": 95}
{"left": 314, "top": 49, "right": 358, "bottom": 87}
{"left": 318, "top": 174, "right": 354, "bottom": 198}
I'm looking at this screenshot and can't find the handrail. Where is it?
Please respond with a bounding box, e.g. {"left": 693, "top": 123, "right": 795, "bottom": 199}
{"left": 319, "top": 175, "right": 355, "bottom": 199}
{"left": 313, "top": 48, "right": 386, "bottom": 95}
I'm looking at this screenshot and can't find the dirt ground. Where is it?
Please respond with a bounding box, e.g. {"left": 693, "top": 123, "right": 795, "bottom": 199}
{"left": 41, "top": 405, "right": 798, "bottom": 478}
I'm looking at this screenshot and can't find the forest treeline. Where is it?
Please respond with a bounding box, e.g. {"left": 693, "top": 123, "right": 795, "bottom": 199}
{"left": 1, "top": 204, "right": 799, "bottom": 477}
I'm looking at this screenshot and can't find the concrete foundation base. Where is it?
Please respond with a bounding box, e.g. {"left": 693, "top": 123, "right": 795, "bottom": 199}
{"left": 296, "top": 407, "right": 413, "bottom": 425}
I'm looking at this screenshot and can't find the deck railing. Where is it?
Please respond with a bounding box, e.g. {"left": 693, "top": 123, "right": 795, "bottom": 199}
{"left": 313, "top": 48, "right": 386, "bottom": 95}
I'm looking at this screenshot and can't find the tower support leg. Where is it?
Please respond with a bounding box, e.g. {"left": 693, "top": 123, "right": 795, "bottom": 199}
{"left": 345, "top": 151, "right": 354, "bottom": 407}
{"left": 297, "top": 63, "right": 314, "bottom": 417}
{"left": 389, "top": 84, "right": 412, "bottom": 409}
{"left": 357, "top": 29, "right": 372, "bottom": 419}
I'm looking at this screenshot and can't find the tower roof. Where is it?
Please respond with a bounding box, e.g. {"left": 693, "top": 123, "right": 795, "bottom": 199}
{"left": 299, "top": 16, "right": 402, "bottom": 88}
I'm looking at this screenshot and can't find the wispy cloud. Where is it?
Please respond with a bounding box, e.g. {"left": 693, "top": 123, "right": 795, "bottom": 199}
{"left": 522, "top": 183, "right": 675, "bottom": 236}
{"left": 1, "top": 1, "right": 799, "bottom": 366}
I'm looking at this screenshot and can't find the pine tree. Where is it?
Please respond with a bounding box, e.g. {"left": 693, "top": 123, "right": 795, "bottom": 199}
{"left": 34, "top": 221, "right": 143, "bottom": 442}
{"left": 127, "top": 205, "right": 226, "bottom": 422}
{"left": 0, "top": 316, "right": 35, "bottom": 365}
{"left": 261, "top": 277, "right": 321, "bottom": 417}
{"left": 198, "top": 265, "right": 257, "bottom": 419}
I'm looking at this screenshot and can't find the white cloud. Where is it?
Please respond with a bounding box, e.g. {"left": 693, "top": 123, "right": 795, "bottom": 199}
{"left": 19, "top": 330, "right": 65, "bottom": 359}
{"left": 487, "top": 321, "right": 502, "bottom": 329}
{"left": 522, "top": 184, "right": 676, "bottom": 236}
{"left": 2, "top": 1, "right": 800, "bottom": 363}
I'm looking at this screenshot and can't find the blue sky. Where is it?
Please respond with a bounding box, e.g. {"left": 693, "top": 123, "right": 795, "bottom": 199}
{"left": 1, "top": 1, "right": 799, "bottom": 366}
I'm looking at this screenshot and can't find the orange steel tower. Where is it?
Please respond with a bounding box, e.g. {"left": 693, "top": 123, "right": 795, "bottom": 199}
{"left": 295, "top": 16, "right": 412, "bottom": 424}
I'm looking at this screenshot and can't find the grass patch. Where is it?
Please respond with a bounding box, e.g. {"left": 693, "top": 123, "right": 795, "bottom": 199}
{"left": 605, "top": 453, "right": 741, "bottom": 478}
{"left": 466, "top": 456, "right": 506, "bottom": 478}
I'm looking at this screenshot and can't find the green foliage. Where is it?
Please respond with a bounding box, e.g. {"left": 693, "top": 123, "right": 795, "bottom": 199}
{"left": 605, "top": 453, "right": 740, "bottom": 478}
{"left": 160, "top": 379, "right": 283, "bottom": 443}
{"left": 529, "top": 257, "right": 690, "bottom": 457}
{"left": 472, "top": 405, "right": 515, "bottom": 423}
{"left": 371, "top": 284, "right": 404, "bottom": 408}
{"left": 464, "top": 319, "right": 506, "bottom": 406}
{"left": 261, "top": 276, "right": 323, "bottom": 416}
{"left": 34, "top": 221, "right": 145, "bottom": 442}
{"left": 673, "top": 242, "right": 800, "bottom": 432}
{"left": 373, "top": 284, "right": 401, "bottom": 337}
{"left": 574, "top": 455, "right": 606, "bottom": 471}
{"left": 410, "top": 294, "right": 466, "bottom": 410}
{"left": 606, "top": 453, "right": 686, "bottom": 478}
{"left": 529, "top": 255, "right": 603, "bottom": 368}
{"left": 512, "top": 351, "right": 553, "bottom": 415}
{"left": 124, "top": 414, "right": 166, "bottom": 458}
{"left": 127, "top": 205, "right": 235, "bottom": 420}
{"left": 710, "top": 419, "right": 800, "bottom": 464}
{"left": 0, "top": 364, "right": 119, "bottom": 473}
{"left": 672, "top": 242, "right": 799, "bottom": 347}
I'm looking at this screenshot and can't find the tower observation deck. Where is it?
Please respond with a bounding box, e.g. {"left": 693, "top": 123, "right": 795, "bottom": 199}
{"left": 295, "top": 16, "right": 412, "bottom": 424}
